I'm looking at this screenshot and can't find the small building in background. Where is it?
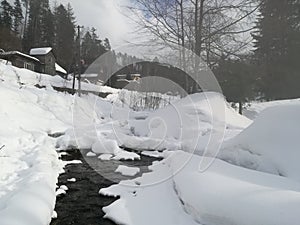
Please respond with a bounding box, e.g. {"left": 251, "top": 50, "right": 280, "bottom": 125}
{"left": 0, "top": 51, "right": 40, "bottom": 71}
{"left": 30, "top": 47, "right": 56, "bottom": 75}
{"left": 0, "top": 47, "right": 67, "bottom": 77}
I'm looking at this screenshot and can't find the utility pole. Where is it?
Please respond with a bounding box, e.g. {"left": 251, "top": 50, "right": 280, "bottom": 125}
{"left": 72, "top": 58, "right": 76, "bottom": 92}
{"left": 77, "top": 25, "right": 83, "bottom": 97}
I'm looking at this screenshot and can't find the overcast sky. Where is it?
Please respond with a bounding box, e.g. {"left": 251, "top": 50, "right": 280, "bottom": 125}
{"left": 52, "top": 0, "right": 136, "bottom": 48}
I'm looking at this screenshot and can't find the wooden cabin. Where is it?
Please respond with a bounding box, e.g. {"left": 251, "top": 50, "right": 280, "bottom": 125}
{"left": 0, "top": 51, "right": 40, "bottom": 71}
{"left": 0, "top": 48, "right": 67, "bottom": 77}
{"left": 30, "top": 47, "right": 56, "bottom": 75}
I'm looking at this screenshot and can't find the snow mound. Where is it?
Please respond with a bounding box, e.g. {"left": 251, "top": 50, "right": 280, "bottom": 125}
{"left": 92, "top": 138, "right": 140, "bottom": 160}
{"left": 244, "top": 98, "right": 300, "bottom": 119}
{"left": 131, "top": 92, "right": 251, "bottom": 153}
{"left": 101, "top": 151, "right": 300, "bottom": 225}
{"left": 92, "top": 139, "right": 122, "bottom": 155}
{"left": 115, "top": 165, "right": 140, "bottom": 176}
{"left": 112, "top": 150, "right": 141, "bottom": 161}
{"left": 222, "top": 104, "right": 300, "bottom": 180}
{"left": 98, "top": 154, "right": 112, "bottom": 161}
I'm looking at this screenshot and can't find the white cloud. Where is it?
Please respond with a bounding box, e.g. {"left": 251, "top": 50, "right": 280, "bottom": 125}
{"left": 53, "top": 0, "right": 136, "bottom": 48}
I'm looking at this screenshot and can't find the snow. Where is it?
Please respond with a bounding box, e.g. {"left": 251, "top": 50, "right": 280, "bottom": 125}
{"left": 221, "top": 104, "right": 300, "bottom": 181}
{"left": 101, "top": 151, "right": 300, "bottom": 225}
{"left": 99, "top": 87, "right": 300, "bottom": 224}
{"left": 67, "top": 178, "right": 76, "bottom": 182}
{"left": 99, "top": 154, "right": 113, "bottom": 161}
{"left": 56, "top": 185, "right": 68, "bottom": 196}
{"left": 115, "top": 165, "right": 140, "bottom": 176}
{"left": 125, "top": 92, "right": 251, "bottom": 154}
{"left": 55, "top": 63, "right": 67, "bottom": 74}
{"left": 112, "top": 150, "right": 141, "bottom": 161}
{"left": 0, "top": 61, "right": 121, "bottom": 225}
{"left": 30, "top": 47, "right": 53, "bottom": 56}
{"left": 0, "top": 51, "right": 40, "bottom": 62}
{"left": 141, "top": 150, "right": 165, "bottom": 158}
{"left": 86, "top": 151, "right": 97, "bottom": 157}
{"left": 2, "top": 60, "right": 300, "bottom": 225}
{"left": 0, "top": 81, "right": 67, "bottom": 225}
{"left": 52, "top": 211, "right": 58, "bottom": 219}
{"left": 56, "top": 189, "right": 66, "bottom": 196}
{"left": 62, "top": 160, "right": 82, "bottom": 166}
{"left": 60, "top": 185, "right": 68, "bottom": 191}
{"left": 81, "top": 74, "right": 99, "bottom": 78}
{"left": 92, "top": 139, "right": 122, "bottom": 155}
{"left": 91, "top": 139, "right": 140, "bottom": 160}
{"left": 244, "top": 98, "right": 300, "bottom": 119}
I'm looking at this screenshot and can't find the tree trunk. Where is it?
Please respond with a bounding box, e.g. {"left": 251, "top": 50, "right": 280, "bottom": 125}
{"left": 195, "top": 0, "right": 205, "bottom": 57}
{"left": 238, "top": 101, "right": 243, "bottom": 115}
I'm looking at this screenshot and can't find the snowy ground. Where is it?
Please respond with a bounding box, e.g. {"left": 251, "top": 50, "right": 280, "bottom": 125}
{"left": 99, "top": 88, "right": 300, "bottom": 224}
{"left": 244, "top": 98, "right": 300, "bottom": 119}
{"left": 1, "top": 61, "right": 300, "bottom": 225}
{"left": 0, "top": 61, "right": 146, "bottom": 225}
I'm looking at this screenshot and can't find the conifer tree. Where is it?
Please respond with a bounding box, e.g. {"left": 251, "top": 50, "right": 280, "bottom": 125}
{"left": 0, "top": 0, "right": 13, "bottom": 29}
{"left": 81, "top": 28, "right": 107, "bottom": 65}
{"left": 253, "top": 0, "right": 300, "bottom": 99}
{"left": 24, "top": 0, "right": 54, "bottom": 51}
{"left": 53, "top": 4, "right": 76, "bottom": 70}
{"left": 12, "top": 0, "right": 23, "bottom": 35}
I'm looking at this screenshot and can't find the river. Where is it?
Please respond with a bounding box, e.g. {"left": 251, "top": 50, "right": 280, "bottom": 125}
{"left": 50, "top": 148, "right": 159, "bottom": 225}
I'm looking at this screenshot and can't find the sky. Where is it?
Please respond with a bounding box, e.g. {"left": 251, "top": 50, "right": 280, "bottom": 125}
{"left": 50, "top": 0, "right": 157, "bottom": 57}
{"left": 51, "top": 0, "right": 136, "bottom": 48}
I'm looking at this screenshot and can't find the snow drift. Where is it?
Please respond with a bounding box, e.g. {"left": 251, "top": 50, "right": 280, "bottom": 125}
{"left": 222, "top": 104, "right": 300, "bottom": 181}
{"left": 130, "top": 92, "right": 251, "bottom": 153}
{"left": 101, "top": 151, "right": 300, "bottom": 225}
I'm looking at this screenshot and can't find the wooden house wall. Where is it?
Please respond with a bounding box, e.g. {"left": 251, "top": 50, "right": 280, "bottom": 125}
{"left": 34, "top": 52, "right": 56, "bottom": 75}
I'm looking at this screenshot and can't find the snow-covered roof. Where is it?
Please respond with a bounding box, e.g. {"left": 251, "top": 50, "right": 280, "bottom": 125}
{"left": 0, "top": 51, "right": 40, "bottom": 62}
{"left": 55, "top": 63, "right": 67, "bottom": 74}
{"left": 30, "top": 47, "right": 53, "bottom": 56}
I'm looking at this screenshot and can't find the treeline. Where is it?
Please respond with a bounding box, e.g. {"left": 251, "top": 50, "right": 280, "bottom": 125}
{"left": 253, "top": 0, "right": 300, "bottom": 100}
{"left": 0, "top": 0, "right": 111, "bottom": 71}
{"left": 215, "top": 0, "right": 300, "bottom": 109}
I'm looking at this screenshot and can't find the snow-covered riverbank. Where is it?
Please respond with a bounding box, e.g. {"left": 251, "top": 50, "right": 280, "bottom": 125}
{"left": 0, "top": 62, "right": 140, "bottom": 225}
{"left": 1, "top": 61, "right": 300, "bottom": 225}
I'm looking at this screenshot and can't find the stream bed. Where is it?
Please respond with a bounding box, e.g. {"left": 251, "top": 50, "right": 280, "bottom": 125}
{"left": 50, "top": 149, "right": 159, "bottom": 225}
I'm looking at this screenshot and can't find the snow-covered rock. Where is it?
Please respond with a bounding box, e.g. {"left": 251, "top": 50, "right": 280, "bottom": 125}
{"left": 115, "top": 165, "right": 140, "bottom": 176}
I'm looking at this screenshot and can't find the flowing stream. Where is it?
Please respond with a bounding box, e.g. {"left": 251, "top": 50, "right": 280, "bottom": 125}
{"left": 50, "top": 149, "right": 159, "bottom": 225}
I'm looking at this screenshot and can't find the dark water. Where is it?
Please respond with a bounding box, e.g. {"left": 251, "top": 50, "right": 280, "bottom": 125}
{"left": 50, "top": 149, "right": 159, "bottom": 225}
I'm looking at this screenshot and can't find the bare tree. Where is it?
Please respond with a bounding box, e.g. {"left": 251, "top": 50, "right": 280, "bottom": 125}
{"left": 128, "top": 0, "right": 259, "bottom": 66}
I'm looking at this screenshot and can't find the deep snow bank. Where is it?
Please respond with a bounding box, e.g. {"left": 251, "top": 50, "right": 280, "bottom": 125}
{"left": 129, "top": 92, "right": 251, "bottom": 153}
{"left": 222, "top": 104, "right": 300, "bottom": 181}
{"left": 0, "top": 61, "right": 151, "bottom": 225}
{"left": 0, "top": 60, "right": 116, "bottom": 94}
{"left": 101, "top": 151, "right": 300, "bottom": 225}
{"left": 0, "top": 62, "right": 119, "bottom": 225}
{"left": 244, "top": 98, "right": 300, "bottom": 119}
{"left": 0, "top": 79, "right": 72, "bottom": 225}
